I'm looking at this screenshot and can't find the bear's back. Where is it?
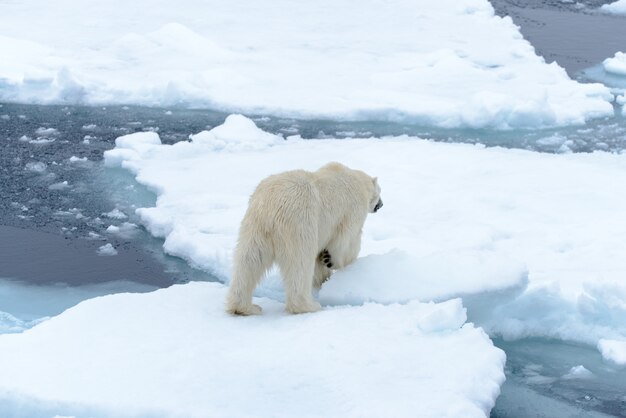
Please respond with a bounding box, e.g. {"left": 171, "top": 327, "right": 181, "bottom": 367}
{"left": 247, "top": 169, "right": 320, "bottom": 228}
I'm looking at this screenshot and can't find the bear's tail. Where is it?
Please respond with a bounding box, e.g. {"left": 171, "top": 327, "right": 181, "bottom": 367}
{"left": 226, "top": 226, "right": 273, "bottom": 315}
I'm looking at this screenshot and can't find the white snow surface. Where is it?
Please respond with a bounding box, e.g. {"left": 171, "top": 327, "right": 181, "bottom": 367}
{"left": 0, "top": 282, "right": 505, "bottom": 418}
{"left": 603, "top": 51, "right": 626, "bottom": 76}
{"left": 104, "top": 115, "right": 626, "bottom": 361}
{"left": 0, "top": 0, "right": 613, "bottom": 128}
{"left": 601, "top": 0, "right": 626, "bottom": 14}
{"left": 618, "top": 94, "right": 626, "bottom": 115}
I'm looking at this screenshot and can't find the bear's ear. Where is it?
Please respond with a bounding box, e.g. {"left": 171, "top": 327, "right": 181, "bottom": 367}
{"left": 372, "top": 177, "right": 378, "bottom": 185}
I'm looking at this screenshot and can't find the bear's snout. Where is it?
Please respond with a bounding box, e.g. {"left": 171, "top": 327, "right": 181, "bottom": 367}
{"left": 374, "top": 198, "right": 383, "bottom": 213}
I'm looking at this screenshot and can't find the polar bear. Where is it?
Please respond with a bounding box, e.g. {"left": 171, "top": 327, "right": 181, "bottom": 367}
{"left": 226, "top": 162, "right": 383, "bottom": 315}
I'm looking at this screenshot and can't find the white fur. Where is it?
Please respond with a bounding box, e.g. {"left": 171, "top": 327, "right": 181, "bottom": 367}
{"left": 226, "top": 162, "right": 382, "bottom": 315}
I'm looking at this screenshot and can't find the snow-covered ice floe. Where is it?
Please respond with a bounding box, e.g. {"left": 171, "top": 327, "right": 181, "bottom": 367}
{"left": 603, "top": 51, "right": 626, "bottom": 77}
{"left": 104, "top": 115, "right": 626, "bottom": 357}
{"left": 0, "top": 283, "right": 505, "bottom": 418}
{"left": 0, "top": 0, "right": 613, "bottom": 128}
{"left": 4, "top": 114, "right": 626, "bottom": 415}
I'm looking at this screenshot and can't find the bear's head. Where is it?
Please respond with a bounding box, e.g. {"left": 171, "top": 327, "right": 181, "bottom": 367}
{"left": 369, "top": 177, "right": 383, "bottom": 213}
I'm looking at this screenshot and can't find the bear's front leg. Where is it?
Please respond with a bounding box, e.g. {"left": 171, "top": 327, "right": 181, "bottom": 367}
{"left": 313, "top": 249, "right": 333, "bottom": 289}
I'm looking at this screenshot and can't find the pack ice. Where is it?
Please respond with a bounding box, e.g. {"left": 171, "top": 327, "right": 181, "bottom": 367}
{"left": 2, "top": 114, "right": 626, "bottom": 416}
{"left": 101, "top": 115, "right": 626, "bottom": 364}
{"left": 0, "top": 0, "right": 613, "bottom": 128}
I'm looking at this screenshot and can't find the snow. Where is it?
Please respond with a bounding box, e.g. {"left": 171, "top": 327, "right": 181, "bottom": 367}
{"left": 618, "top": 94, "right": 626, "bottom": 115}
{"left": 597, "top": 339, "right": 626, "bottom": 365}
{"left": 0, "top": 0, "right": 613, "bottom": 128}
{"left": 104, "top": 115, "right": 626, "bottom": 364}
{"left": 0, "top": 282, "right": 505, "bottom": 418}
{"left": 601, "top": 0, "right": 626, "bottom": 14}
{"left": 603, "top": 51, "right": 626, "bottom": 76}
{"left": 190, "top": 114, "right": 283, "bottom": 152}
{"left": 319, "top": 250, "right": 528, "bottom": 306}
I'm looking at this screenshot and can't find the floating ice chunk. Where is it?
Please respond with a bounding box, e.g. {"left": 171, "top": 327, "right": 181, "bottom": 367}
{"left": 35, "top": 127, "right": 58, "bottom": 136}
{"left": 30, "top": 138, "right": 55, "bottom": 144}
{"left": 598, "top": 339, "right": 626, "bottom": 365}
{"left": 96, "top": 243, "right": 118, "bottom": 256}
{"left": 189, "top": 114, "right": 283, "bottom": 152}
{"left": 81, "top": 124, "right": 97, "bottom": 130}
{"left": 24, "top": 161, "right": 47, "bottom": 173}
{"left": 87, "top": 231, "right": 102, "bottom": 240}
{"left": 601, "top": 0, "right": 626, "bottom": 15}
{"left": 521, "top": 364, "right": 557, "bottom": 385}
{"left": 68, "top": 156, "right": 88, "bottom": 163}
{"left": 104, "top": 131, "right": 162, "bottom": 167}
{"left": 0, "top": 283, "right": 505, "bottom": 417}
{"left": 106, "top": 222, "right": 138, "bottom": 239}
{"left": 603, "top": 52, "right": 626, "bottom": 76}
{"left": 104, "top": 208, "right": 127, "bottom": 219}
{"left": 10, "top": 202, "right": 28, "bottom": 212}
{"left": 562, "top": 365, "right": 593, "bottom": 380}
{"left": 48, "top": 181, "right": 69, "bottom": 190}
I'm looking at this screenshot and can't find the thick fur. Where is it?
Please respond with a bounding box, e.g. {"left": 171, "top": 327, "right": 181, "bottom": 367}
{"left": 226, "top": 162, "right": 382, "bottom": 315}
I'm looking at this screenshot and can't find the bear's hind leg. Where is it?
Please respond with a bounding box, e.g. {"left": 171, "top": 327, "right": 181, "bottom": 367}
{"left": 226, "top": 235, "right": 272, "bottom": 315}
{"left": 278, "top": 254, "right": 321, "bottom": 314}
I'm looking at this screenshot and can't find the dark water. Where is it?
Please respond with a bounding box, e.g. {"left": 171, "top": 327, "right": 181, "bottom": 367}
{"left": 492, "top": 339, "right": 626, "bottom": 418}
{"left": 0, "top": 104, "right": 223, "bottom": 289}
{"left": 491, "top": 0, "right": 626, "bottom": 76}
